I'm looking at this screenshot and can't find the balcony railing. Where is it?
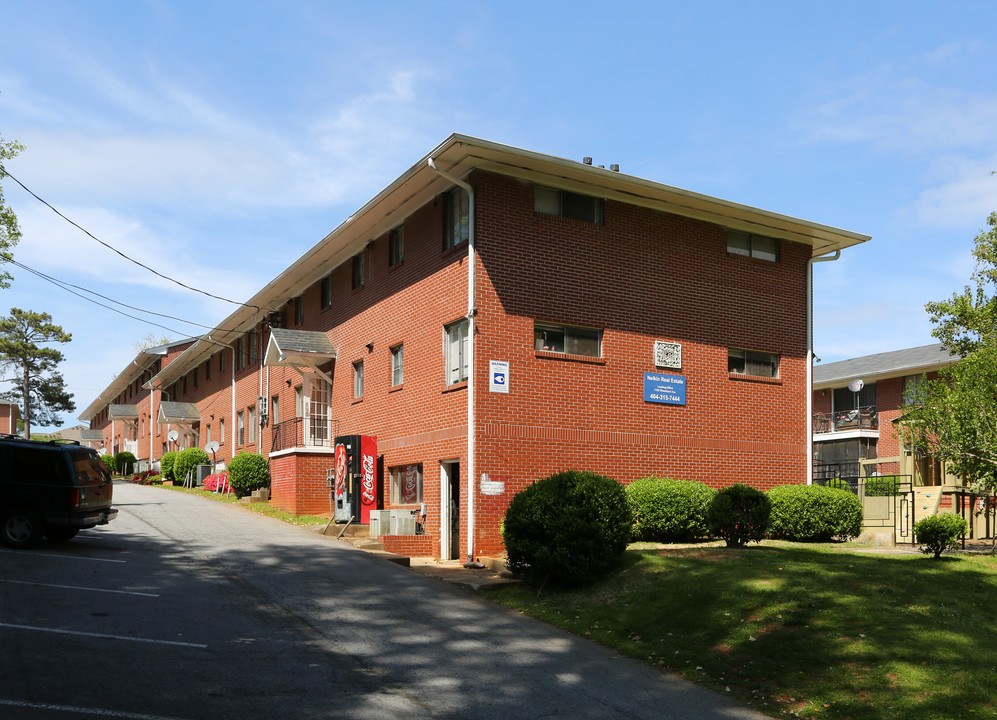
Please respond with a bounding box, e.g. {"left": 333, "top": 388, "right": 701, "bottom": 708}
{"left": 271, "top": 416, "right": 340, "bottom": 453}
{"left": 812, "top": 405, "right": 878, "bottom": 434}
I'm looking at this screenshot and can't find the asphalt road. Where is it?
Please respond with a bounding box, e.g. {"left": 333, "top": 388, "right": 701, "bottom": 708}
{"left": 0, "top": 482, "right": 771, "bottom": 720}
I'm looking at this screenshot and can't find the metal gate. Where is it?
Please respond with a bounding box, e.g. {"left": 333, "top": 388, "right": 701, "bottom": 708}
{"left": 813, "top": 474, "right": 915, "bottom": 545}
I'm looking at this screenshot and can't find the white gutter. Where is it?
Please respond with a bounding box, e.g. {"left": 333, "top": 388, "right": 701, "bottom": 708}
{"left": 807, "top": 250, "right": 841, "bottom": 484}
{"left": 428, "top": 157, "right": 477, "bottom": 563}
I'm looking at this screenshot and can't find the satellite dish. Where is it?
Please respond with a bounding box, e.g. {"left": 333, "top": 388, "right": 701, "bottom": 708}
{"left": 848, "top": 379, "right": 865, "bottom": 393}
{"left": 167, "top": 430, "right": 179, "bottom": 442}
{"left": 205, "top": 441, "right": 220, "bottom": 454}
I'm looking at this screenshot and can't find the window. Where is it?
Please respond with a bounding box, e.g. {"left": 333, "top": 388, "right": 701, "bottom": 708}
{"left": 353, "top": 360, "right": 364, "bottom": 399}
{"left": 727, "top": 230, "right": 779, "bottom": 262}
{"left": 295, "top": 386, "right": 303, "bottom": 416}
{"left": 247, "top": 407, "right": 255, "bottom": 443}
{"left": 444, "top": 188, "right": 469, "bottom": 249}
{"left": 219, "top": 350, "right": 225, "bottom": 373}
{"left": 237, "top": 411, "right": 244, "bottom": 446}
{"left": 205, "top": 358, "right": 211, "bottom": 381}
{"left": 534, "top": 185, "right": 603, "bottom": 224}
{"left": 320, "top": 275, "right": 332, "bottom": 308}
{"left": 352, "top": 252, "right": 365, "bottom": 290}
{"left": 446, "top": 319, "right": 469, "bottom": 385}
{"left": 193, "top": 367, "right": 199, "bottom": 388}
{"left": 309, "top": 381, "right": 330, "bottom": 445}
{"left": 534, "top": 322, "right": 601, "bottom": 357}
{"left": 728, "top": 348, "right": 780, "bottom": 378}
{"left": 206, "top": 424, "right": 212, "bottom": 444}
{"left": 237, "top": 337, "right": 246, "bottom": 370}
{"left": 391, "top": 344, "right": 404, "bottom": 386}
{"left": 294, "top": 296, "right": 304, "bottom": 325}
{"left": 389, "top": 226, "right": 404, "bottom": 266}
{"left": 390, "top": 464, "right": 423, "bottom": 504}
{"left": 835, "top": 382, "right": 876, "bottom": 411}
{"left": 248, "top": 329, "right": 258, "bottom": 364}
{"left": 271, "top": 395, "right": 280, "bottom": 426}
{"left": 220, "top": 418, "right": 225, "bottom": 443}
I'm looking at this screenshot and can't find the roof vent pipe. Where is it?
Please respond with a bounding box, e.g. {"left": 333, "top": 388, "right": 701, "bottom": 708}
{"left": 610, "top": 164, "right": 620, "bottom": 172}
{"left": 582, "top": 157, "right": 592, "bottom": 165}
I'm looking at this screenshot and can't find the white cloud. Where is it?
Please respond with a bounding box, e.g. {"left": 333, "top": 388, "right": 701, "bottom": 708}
{"left": 909, "top": 156, "right": 997, "bottom": 229}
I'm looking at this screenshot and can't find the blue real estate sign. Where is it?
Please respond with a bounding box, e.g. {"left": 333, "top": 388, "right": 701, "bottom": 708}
{"left": 643, "top": 372, "right": 687, "bottom": 405}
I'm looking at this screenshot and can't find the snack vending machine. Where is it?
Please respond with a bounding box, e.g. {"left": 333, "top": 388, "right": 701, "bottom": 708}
{"left": 332, "top": 435, "right": 381, "bottom": 523}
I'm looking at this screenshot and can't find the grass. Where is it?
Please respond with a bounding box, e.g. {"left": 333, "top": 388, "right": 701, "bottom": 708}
{"left": 484, "top": 542, "right": 997, "bottom": 720}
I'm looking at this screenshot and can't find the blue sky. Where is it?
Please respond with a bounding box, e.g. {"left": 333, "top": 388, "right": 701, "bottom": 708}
{"left": 2, "top": 1, "right": 996, "bottom": 431}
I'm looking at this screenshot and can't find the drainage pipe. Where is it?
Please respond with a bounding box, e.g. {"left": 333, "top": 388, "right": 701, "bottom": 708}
{"left": 428, "top": 156, "right": 477, "bottom": 562}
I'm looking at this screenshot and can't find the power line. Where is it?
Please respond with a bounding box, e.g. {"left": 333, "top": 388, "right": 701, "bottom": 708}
{"left": 0, "top": 163, "right": 260, "bottom": 312}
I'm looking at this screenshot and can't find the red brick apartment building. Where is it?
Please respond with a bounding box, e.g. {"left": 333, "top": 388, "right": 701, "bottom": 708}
{"left": 80, "top": 134, "right": 868, "bottom": 560}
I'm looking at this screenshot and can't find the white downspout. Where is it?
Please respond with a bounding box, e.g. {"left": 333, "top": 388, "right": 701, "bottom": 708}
{"left": 808, "top": 250, "right": 841, "bottom": 484}
{"left": 428, "top": 157, "right": 477, "bottom": 562}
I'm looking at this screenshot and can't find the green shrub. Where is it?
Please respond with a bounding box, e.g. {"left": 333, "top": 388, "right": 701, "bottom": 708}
{"left": 706, "top": 483, "right": 771, "bottom": 548}
{"left": 865, "top": 475, "right": 903, "bottom": 497}
{"left": 627, "top": 477, "right": 716, "bottom": 542}
{"left": 227, "top": 452, "right": 270, "bottom": 498}
{"left": 767, "top": 484, "right": 863, "bottom": 542}
{"left": 914, "top": 513, "right": 968, "bottom": 559}
{"left": 114, "top": 451, "right": 137, "bottom": 476}
{"left": 159, "top": 451, "right": 178, "bottom": 481}
{"left": 100, "top": 453, "right": 117, "bottom": 474}
{"left": 173, "top": 447, "right": 210, "bottom": 486}
{"left": 504, "top": 470, "right": 631, "bottom": 587}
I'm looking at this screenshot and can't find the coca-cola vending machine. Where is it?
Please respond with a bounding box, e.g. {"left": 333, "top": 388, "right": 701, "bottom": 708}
{"left": 333, "top": 435, "right": 382, "bottom": 523}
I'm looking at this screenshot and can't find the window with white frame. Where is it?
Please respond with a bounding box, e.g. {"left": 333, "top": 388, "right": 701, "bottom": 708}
{"left": 444, "top": 188, "right": 469, "bottom": 250}
{"left": 353, "top": 360, "right": 364, "bottom": 399}
{"left": 220, "top": 418, "right": 225, "bottom": 443}
{"left": 309, "top": 380, "right": 330, "bottom": 445}
{"left": 295, "top": 386, "right": 303, "bottom": 416}
{"left": 728, "top": 348, "right": 780, "bottom": 378}
{"left": 391, "top": 344, "right": 404, "bottom": 386}
{"left": 237, "top": 411, "right": 245, "bottom": 445}
{"left": 534, "top": 322, "right": 601, "bottom": 357}
{"left": 534, "top": 185, "right": 604, "bottom": 224}
{"left": 389, "top": 226, "right": 404, "bottom": 266}
{"left": 247, "top": 406, "right": 255, "bottom": 443}
{"left": 445, "top": 319, "right": 469, "bottom": 385}
{"left": 390, "top": 464, "right": 423, "bottom": 504}
{"left": 727, "top": 230, "right": 780, "bottom": 262}
{"left": 271, "top": 395, "right": 280, "bottom": 426}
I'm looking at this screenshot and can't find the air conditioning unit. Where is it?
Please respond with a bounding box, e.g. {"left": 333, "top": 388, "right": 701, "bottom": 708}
{"left": 369, "top": 510, "right": 392, "bottom": 537}
{"left": 196, "top": 464, "right": 213, "bottom": 486}
{"left": 390, "top": 509, "right": 417, "bottom": 536}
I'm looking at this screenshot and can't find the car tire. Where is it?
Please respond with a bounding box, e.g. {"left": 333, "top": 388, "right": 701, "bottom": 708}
{"left": 45, "top": 526, "right": 80, "bottom": 543}
{"left": 1, "top": 506, "right": 44, "bottom": 549}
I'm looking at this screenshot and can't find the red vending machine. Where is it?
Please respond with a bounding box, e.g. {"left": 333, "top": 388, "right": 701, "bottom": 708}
{"left": 333, "top": 435, "right": 381, "bottom": 523}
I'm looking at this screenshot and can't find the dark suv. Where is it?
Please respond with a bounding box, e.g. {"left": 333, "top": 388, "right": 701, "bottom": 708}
{"left": 0, "top": 435, "right": 118, "bottom": 548}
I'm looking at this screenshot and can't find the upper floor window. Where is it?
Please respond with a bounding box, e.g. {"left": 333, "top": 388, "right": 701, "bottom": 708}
{"left": 727, "top": 230, "right": 779, "bottom": 262}
{"left": 445, "top": 188, "right": 469, "bottom": 250}
{"left": 237, "top": 411, "right": 245, "bottom": 446}
{"left": 352, "top": 253, "right": 365, "bottom": 290}
{"left": 248, "top": 329, "right": 258, "bottom": 364}
{"left": 445, "top": 319, "right": 469, "bottom": 385}
{"left": 205, "top": 358, "right": 211, "bottom": 381}
{"left": 271, "top": 395, "right": 280, "bottom": 425}
{"left": 391, "top": 344, "right": 404, "bottom": 386}
{"left": 219, "top": 350, "right": 225, "bottom": 373}
{"left": 353, "top": 360, "right": 364, "bottom": 399}
{"left": 193, "top": 367, "right": 199, "bottom": 388}
{"left": 320, "top": 275, "right": 332, "bottom": 308}
{"left": 237, "top": 337, "right": 246, "bottom": 371}
{"left": 534, "top": 322, "right": 601, "bottom": 357}
{"left": 534, "top": 186, "right": 603, "bottom": 225}
{"left": 389, "top": 226, "right": 404, "bottom": 267}
{"left": 294, "top": 296, "right": 304, "bottom": 325}
{"left": 728, "top": 348, "right": 780, "bottom": 378}
{"left": 247, "top": 407, "right": 255, "bottom": 443}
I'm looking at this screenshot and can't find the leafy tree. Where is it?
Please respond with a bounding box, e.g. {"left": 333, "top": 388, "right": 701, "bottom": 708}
{"left": 0, "top": 127, "right": 24, "bottom": 289}
{"left": 0, "top": 308, "right": 75, "bottom": 437}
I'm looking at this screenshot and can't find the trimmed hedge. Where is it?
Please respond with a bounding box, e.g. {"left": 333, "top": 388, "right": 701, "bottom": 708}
{"left": 767, "top": 484, "right": 863, "bottom": 542}
{"left": 504, "top": 470, "right": 631, "bottom": 587}
{"left": 159, "top": 451, "right": 178, "bottom": 481}
{"left": 227, "top": 452, "right": 270, "bottom": 498}
{"left": 114, "top": 451, "right": 137, "bottom": 476}
{"left": 627, "top": 477, "right": 716, "bottom": 542}
{"left": 914, "top": 513, "right": 968, "bottom": 559}
{"left": 706, "top": 484, "right": 771, "bottom": 547}
{"left": 173, "top": 447, "right": 210, "bottom": 485}
{"left": 100, "top": 453, "right": 117, "bottom": 474}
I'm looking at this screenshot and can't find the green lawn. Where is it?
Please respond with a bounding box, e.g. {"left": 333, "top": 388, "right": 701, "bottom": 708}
{"left": 484, "top": 543, "right": 997, "bottom": 720}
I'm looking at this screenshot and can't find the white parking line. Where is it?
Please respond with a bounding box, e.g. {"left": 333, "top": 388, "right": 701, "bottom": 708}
{"left": 0, "top": 549, "right": 125, "bottom": 563}
{"left": 0, "top": 698, "right": 195, "bottom": 719}
{"left": 0, "top": 623, "right": 207, "bottom": 649}
{"left": 0, "top": 579, "right": 159, "bottom": 597}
